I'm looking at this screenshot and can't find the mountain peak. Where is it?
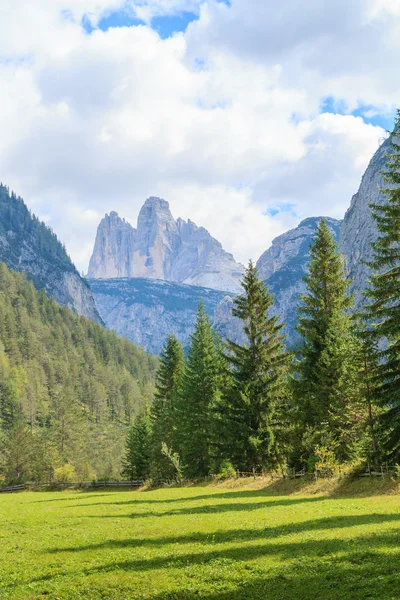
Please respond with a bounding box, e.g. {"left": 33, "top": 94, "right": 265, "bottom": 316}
{"left": 143, "top": 197, "right": 170, "bottom": 212}
{"left": 88, "top": 197, "right": 244, "bottom": 292}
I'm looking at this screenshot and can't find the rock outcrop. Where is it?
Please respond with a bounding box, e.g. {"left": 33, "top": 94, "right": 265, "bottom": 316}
{"left": 88, "top": 197, "right": 244, "bottom": 293}
{"left": 88, "top": 277, "right": 233, "bottom": 355}
{"left": 340, "top": 135, "right": 390, "bottom": 309}
{"left": 214, "top": 217, "right": 341, "bottom": 347}
{"left": 257, "top": 217, "right": 341, "bottom": 343}
{"left": 0, "top": 184, "right": 102, "bottom": 324}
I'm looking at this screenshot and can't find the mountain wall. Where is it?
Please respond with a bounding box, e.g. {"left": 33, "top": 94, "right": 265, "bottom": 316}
{"left": 88, "top": 197, "right": 244, "bottom": 293}
{"left": 340, "top": 135, "right": 390, "bottom": 308}
{"left": 89, "top": 277, "right": 233, "bottom": 355}
{"left": 0, "top": 185, "right": 102, "bottom": 323}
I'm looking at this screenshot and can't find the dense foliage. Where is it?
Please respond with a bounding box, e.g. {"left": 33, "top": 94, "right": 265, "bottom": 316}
{"left": 0, "top": 263, "right": 158, "bottom": 484}
{"left": 218, "top": 261, "right": 289, "bottom": 472}
{"left": 150, "top": 335, "right": 184, "bottom": 478}
{"left": 365, "top": 111, "right": 400, "bottom": 460}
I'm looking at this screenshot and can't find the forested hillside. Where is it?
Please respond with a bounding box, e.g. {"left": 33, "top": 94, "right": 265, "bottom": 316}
{"left": 0, "top": 263, "right": 158, "bottom": 484}
{"left": 0, "top": 184, "right": 101, "bottom": 322}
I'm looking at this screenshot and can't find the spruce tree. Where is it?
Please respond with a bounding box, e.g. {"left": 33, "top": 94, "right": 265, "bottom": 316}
{"left": 220, "top": 261, "right": 288, "bottom": 472}
{"left": 364, "top": 111, "right": 400, "bottom": 458}
{"left": 177, "top": 301, "right": 220, "bottom": 478}
{"left": 150, "top": 335, "right": 184, "bottom": 478}
{"left": 122, "top": 409, "right": 151, "bottom": 480}
{"left": 293, "top": 219, "right": 356, "bottom": 462}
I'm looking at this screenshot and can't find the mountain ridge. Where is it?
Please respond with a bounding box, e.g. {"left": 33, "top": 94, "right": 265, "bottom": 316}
{"left": 0, "top": 184, "right": 102, "bottom": 324}
{"left": 88, "top": 196, "right": 244, "bottom": 293}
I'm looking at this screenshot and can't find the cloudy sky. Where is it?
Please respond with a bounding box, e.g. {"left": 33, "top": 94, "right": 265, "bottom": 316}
{"left": 1, "top": 0, "right": 399, "bottom": 272}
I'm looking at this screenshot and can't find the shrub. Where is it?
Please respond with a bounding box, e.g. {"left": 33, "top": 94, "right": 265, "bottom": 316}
{"left": 218, "top": 460, "right": 237, "bottom": 480}
{"left": 53, "top": 464, "right": 77, "bottom": 484}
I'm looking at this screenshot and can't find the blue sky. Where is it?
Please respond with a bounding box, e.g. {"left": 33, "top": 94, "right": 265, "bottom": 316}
{"left": 82, "top": 0, "right": 232, "bottom": 38}
{"left": 1, "top": 0, "right": 399, "bottom": 270}
{"left": 321, "top": 96, "right": 395, "bottom": 131}
{"left": 83, "top": 10, "right": 199, "bottom": 38}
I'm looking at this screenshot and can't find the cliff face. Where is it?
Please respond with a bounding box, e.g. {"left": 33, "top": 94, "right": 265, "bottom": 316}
{"left": 258, "top": 217, "right": 342, "bottom": 343}
{"left": 88, "top": 197, "right": 244, "bottom": 293}
{"left": 214, "top": 217, "right": 342, "bottom": 347}
{"left": 88, "top": 277, "right": 233, "bottom": 355}
{"left": 0, "top": 185, "right": 102, "bottom": 323}
{"left": 339, "top": 136, "right": 390, "bottom": 309}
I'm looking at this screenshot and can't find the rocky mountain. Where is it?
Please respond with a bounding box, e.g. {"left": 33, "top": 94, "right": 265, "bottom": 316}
{"left": 258, "top": 217, "right": 341, "bottom": 343}
{"left": 89, "top": 277, "right": 233, "bottom": 355}
{"left": 87, "top": 135, "right": 390, "bottom": 353}
{"left": 0, "top": 184, "right": 102, "bottom": 323}
{"left": 88, "top": 197, "right": 244, "bottom": 293}
{"left": 214, "top": 217, "right": 342, "bottom": 347}
{"left": 340, "top": 135, "right": 390, "bottom": 309}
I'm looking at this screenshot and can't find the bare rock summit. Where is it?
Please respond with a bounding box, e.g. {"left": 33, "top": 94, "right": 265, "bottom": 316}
{"left": 88, "top": 197, "right": 244, "bottom": 293}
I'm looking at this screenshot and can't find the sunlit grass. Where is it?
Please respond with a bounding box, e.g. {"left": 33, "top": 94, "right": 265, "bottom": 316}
{"left": 1, "top": 480, "right": 400, "bottom": 599}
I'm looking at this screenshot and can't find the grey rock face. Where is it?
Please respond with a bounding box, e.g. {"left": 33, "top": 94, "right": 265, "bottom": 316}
{"left": 213, "top": 295, "right": 246, "bottom": 346}
{"left": 214, "top": 217, "right": 341, "bottom": 347}
{"left": 0, "top": 185, "right": 102, "bottom": 323}
{"left": 89, "top": 277, "right": 234, "bottom": 355}
{"left": 88, "top": 197, "right": 244, "bottom": 293}
{"left": 340, "top": 136, "right": 390, "bottom": 309}
{"left": 257, "top": 216, "right": 341, "bottom": 344}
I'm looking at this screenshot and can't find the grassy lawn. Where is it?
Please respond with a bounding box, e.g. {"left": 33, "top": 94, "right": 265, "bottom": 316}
{"left": 1, "top": 479, "right": 400, "bottom": 599}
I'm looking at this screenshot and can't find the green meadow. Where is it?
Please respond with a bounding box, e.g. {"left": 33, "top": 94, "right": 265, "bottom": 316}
{"left": 1, "top": 480, "right": 400, "bottom": 600}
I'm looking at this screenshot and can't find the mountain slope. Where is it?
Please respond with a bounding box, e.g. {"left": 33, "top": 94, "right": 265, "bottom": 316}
{"left": 214, "top": 217, "right": 341, "bottom": 347}
{"left": 340, "top": 136, "right": 390, "bottom": 309}
{"left": 0, "top": 262, "right": 158, "bottom": 482}
{"left": 89, "top": 277, "right": 234, "bottom": 355}
{"left": 88, "top": 197, "right": 244, "bottom": 293}
{"left": 0, "top": 184, "right": 102, "bottom": 323}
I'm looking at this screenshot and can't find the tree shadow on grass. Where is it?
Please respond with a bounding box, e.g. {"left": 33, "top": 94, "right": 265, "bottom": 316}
{"left": 46, "top": 512, "right": 400, "bottom": 554}
{"left": 79, "top": 529, "right": 400, "bottom": 583}
{"left": 65, "top": 476, "right": 400, "bottom": 511}
{"left": 14, "top": 515, "right": 400, "bottom": 598}
{"left": 32, "top": 493, "right": 116, "bottom": 503}
{"left": 144, "top": 547, "right": 400, "bottom": 600}
{"left": 69, "top": 494, "right": 328, "bottom": 513}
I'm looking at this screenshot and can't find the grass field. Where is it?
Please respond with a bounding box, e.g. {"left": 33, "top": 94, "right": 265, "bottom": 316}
{"left": 1, "top": 479, "right": 400, "bottom": 600}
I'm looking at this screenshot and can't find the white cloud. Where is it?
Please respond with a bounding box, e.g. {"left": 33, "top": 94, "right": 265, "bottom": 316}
{"left": 126, "top": 0, "right": 203, "bottom": 22}
{"left": 0, "top": 0, "right": 397, "bottom": 272}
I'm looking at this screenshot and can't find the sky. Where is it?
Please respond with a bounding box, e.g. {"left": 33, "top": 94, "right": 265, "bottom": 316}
{"left": 1, "top": 0, "right": 400, "bottom": 272}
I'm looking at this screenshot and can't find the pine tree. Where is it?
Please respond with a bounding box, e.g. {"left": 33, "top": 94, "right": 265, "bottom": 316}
{"left": 151, "top": 335, "right": 184, "bottom": 478}
{"left": 293, "top": 219, "right": 356, "bottom": 462}
{"left": 353, "top": 323, "right": 381, "bottom": 464}
{"left": 219, "top": 261, "right": 288, "bottom": 472}
{"left": 177, "top": 301, "right": 220, "bottom": 478}
{"left": 364, "top": 111, "right": 400, "bottom": 458}
{"left": 122, "top": 409, "right": 151, "bottom": 480}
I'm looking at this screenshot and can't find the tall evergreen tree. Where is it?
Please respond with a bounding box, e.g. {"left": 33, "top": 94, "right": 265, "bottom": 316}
{"left": 151, "top": 335, "right": 184, "bottom": 478}
{"left": 293, "top": 219, "right": 356, "bottom": 462}
{"left": 219, "top": 261, "right": 288, "bottom": 472}
{"left": 122, "top": 408, "right": 151, "bottom": 480}
{"left": 177, "top": 301, "right": 220, "bottom": 478}
{"left": 364, "top": 111, "right": 400, "bottom": 458}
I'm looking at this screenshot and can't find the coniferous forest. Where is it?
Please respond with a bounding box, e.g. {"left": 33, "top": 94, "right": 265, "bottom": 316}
{"left": 0, "top": 264, "right": 158, "bottom": 483}
{"left": 123, "top": 114, "right": 400, "bottom": 482}
{"left": 2, "top": 115, "right": 400, "bottom": 486}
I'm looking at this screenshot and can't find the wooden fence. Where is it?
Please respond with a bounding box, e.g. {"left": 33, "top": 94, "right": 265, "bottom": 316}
{"left": 0, "top": 480, "right": 145, "bottom": 493}
{"left": 1, "top": 466, "right": 398, "bottom": 493}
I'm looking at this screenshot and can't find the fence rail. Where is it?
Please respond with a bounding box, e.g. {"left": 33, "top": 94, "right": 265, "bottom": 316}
{"left": 0, "top": 480, "right": 145, "bottom": 493}
{"left": 1, "top": 466, "right": 399, "bottom": 493}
